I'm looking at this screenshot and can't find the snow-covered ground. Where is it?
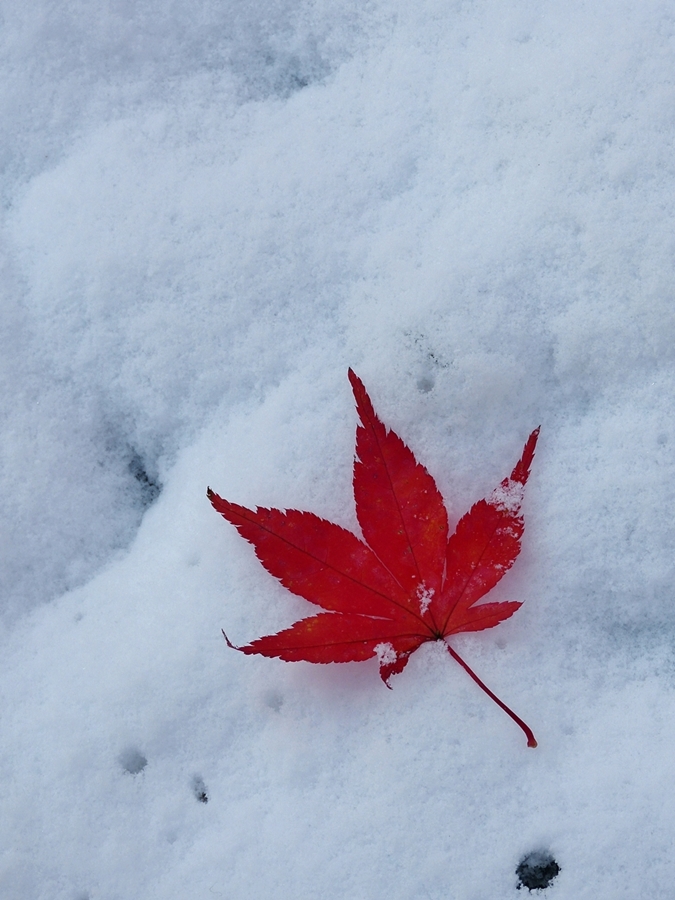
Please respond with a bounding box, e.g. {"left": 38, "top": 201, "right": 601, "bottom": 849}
{"left": 2, "top": 1, "right": 675, "bottom": 896}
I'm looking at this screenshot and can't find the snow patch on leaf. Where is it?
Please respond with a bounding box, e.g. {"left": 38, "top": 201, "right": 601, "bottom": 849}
{"left": 489, "top": 478, "right": 524, "bottom": 514}
{"left": 416, "top": 584, "right": 435, "bottom": 615}
{"left": 374, "top": 642, "right": 397, "bottom": 665}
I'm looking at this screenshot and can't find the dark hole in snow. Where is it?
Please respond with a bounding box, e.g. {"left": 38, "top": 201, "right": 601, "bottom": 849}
{"left": 516, "top": 850, "right": 560, "bottom": 890}
{"left": 417, "top": 375, "right": 435, "bottom": 393}
{"left": 119, "top": 747, "right": 147, "bottom": 775}
{"left": 192, "top": 775, "right": 208, "bottom": 803}
{"left": 128, "top": 451, "right": 161, "bottom": 507}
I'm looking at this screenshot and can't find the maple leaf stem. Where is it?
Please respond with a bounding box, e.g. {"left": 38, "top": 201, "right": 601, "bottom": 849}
{"left": 444, "top": 643, "right": 537, "bottom": 748}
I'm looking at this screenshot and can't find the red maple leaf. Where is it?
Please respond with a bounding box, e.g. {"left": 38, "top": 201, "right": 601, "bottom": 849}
{"left": 209, "top": 370, "right": 539, "bottom": 747}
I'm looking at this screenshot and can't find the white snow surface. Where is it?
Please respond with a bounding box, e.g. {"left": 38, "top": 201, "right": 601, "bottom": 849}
{"left": 2, "top": 0, "right": 675, "bottom": 896}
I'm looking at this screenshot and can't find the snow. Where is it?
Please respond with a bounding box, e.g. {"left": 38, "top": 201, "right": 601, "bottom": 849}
{"left": 1, "top": 0, "right": 675, "bottom": 896}
{"left": 489, "top": 479, "right": 525, "bottom": 515}
{"left": 416, "top": 585, "right": 435, "bottom": 616}
{"left": 375, "top": 642, "right": 397, "bottom": 666}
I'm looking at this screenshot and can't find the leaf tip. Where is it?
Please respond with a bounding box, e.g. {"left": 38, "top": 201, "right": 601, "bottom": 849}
{"left": 347, "top": 367, "right": 365, "bottom": 399}
{"left": 511, "top": 427, "right": 541, "bottom": 484}
{"left": 222, "top": 629, "right": 241, "bottom": 651}
{"left": 208, "top": 486, "right": 224, "bottom": 509}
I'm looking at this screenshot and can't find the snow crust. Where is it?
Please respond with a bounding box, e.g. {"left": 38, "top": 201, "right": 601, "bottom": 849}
{"left": 2, "top": 0, "right": 675, "bottom": 896}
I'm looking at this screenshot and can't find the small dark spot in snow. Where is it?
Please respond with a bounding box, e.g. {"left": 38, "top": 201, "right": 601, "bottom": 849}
{"left": 417, "top": 376, "right": 435, "bottom": 393}
{"left": 119, "top": 747, "right": 147, "bottom": 775}
{"left": 128, "top": 451, "right": 161, "bottom": 507}
{"left": 516, "top": 850, "right": 560, "bottom": 890}
{"left": 192, "top": 775, "right": 208, "bottom": 803}
{"left": 263, "top": 689, "right": 284, "bottom": 711}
